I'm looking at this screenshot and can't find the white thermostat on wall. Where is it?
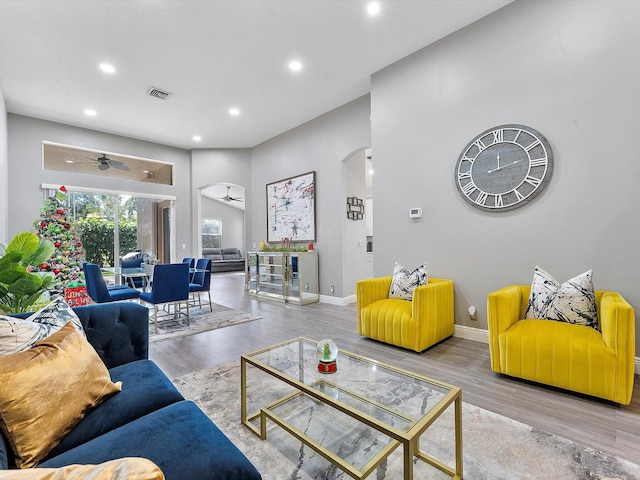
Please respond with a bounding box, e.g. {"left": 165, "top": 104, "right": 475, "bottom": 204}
{"left": 409, "top": 208, "right": 422, "bottom": 219}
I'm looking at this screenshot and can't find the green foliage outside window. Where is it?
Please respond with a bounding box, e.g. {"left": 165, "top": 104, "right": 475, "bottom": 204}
{"left": 202, "top": 218, "right": 221, "bottom": 248}
{"left": 76, "top": 218, "right": 138, "bottom": 266}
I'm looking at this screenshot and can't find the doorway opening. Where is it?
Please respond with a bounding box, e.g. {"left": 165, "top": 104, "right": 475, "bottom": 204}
{"left": 197, "top": 183, "right": 246, "bottom": 259}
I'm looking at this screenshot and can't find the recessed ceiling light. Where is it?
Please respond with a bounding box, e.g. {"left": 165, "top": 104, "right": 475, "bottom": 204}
{"left": 99, "top": 63, "right": 115, "bottom": 74}
{"left": 192, "top": 135, "right": 202, "bottom": 142}
{"left": 65, "top": 160, "right": 74, "bottom": 164}
{"left": 84, "top": 108, "right": 97, "bottom": 117}
{"left": 229, "top": 107, "right": 240, "bottom": 116}
{"left": 367, "top": 2, "right": 381, "bottom": 16}
{"left": 288, "top": 60, "right": 303, "bottom": 72}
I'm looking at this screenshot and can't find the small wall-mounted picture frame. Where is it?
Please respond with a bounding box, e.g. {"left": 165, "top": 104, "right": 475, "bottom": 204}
{"left": 346, "top": 197, "right": 365, "bottom": 220}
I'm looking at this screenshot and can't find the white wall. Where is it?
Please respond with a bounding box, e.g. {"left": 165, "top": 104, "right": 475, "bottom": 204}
{"left": 371, "top": 0, "right": 640, "bottom": 350}
{"left": 190, "top": 148, "right": 251, "bottom": 257}
{"left": 249, "top": 95, "right": 371, "bottom": 298}
{"left": 200, "top": 196, "right": 245, "bottom": 254}
{"left": 0, "top": 82, "right": 7, "bottom": 243}
{"left": 6, "top": 114, "right": 192, "bottom": 258}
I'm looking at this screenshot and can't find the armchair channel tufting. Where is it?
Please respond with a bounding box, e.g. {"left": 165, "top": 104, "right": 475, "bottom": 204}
{"left": 487, "top": 285, "right": 635, "bottom": 405}
{"left": 356, "top": 276, "right": 455, "bottom": 352}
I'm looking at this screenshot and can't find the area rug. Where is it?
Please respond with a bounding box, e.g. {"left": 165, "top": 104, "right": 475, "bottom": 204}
{"left": 148, "top": 303, "right": 261, "bottom": 341}
{"left": 173, "top": 362, "right": 640, "bottom": 480}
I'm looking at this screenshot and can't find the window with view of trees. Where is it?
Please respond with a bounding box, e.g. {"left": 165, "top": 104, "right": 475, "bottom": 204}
{"left": 69, "top": 192, "right": 139, "bottom": 266}
{"left": 202, "top": 218, "right": 222, "bottom": 248}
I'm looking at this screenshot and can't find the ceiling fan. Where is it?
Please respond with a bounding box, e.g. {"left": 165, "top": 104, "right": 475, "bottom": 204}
{"left": 76, "top": 154, "right": 130, "bottom": 171}
{"left": 218, "top": 185, "right": 243, "bottom": 202}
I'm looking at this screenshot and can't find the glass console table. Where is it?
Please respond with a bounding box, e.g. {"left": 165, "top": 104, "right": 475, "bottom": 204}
{"left": 246, "top": 251, "right": 319, "bottom": 304}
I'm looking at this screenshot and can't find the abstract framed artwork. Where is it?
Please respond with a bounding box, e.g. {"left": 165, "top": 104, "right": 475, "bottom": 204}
{"left": 266, "top": 171, "right": 316, "bottom": 242}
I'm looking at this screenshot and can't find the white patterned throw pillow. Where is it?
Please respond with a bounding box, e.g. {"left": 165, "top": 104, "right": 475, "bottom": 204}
{"left": 0, "top": 315, "right": 53, "bottom": 357}
{"left": 524, "top": 266, "right": 598, "bottom": 330}
{"left": 0, "top": 297, "right": 85, "bottom": 357}
{"left": 25, "top": 296, "right": 85, "bottom": 335}
{"left": 388, "top": 263, "right": 428, "bottom": 301}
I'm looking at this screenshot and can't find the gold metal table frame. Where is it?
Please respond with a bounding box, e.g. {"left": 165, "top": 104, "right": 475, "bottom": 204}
{"left": 241, "top": 337, "right": 463, "bottom": 480}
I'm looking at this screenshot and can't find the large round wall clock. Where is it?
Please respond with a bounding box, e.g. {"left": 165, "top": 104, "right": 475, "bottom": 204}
{"left": 455, "top": 124, "right": 553, "bottom": 212}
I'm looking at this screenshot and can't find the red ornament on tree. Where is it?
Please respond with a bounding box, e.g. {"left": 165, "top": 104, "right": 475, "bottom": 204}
{"left": 40, "top": 263, "right": 49, "bottom": 270}
{"left": 64, "top": 223, "right": 71, "bottom": 229}
{"left": 56, "top": 208, "right": 65, "bottom": 215}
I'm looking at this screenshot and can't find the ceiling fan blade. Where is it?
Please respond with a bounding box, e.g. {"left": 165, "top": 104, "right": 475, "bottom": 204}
{"left": 110, "top": 164, "right": 130, "bottom": 171}
{"left": 98, "top": 163, "right": 110, "bottom": 171}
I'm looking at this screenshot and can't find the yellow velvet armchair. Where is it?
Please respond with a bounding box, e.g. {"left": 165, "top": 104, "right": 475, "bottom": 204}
{"left": 356, "top": 277, "right": 454, "bottom": 352}
{"left": 488, "top": 285, "right": 635, "bottom": 405}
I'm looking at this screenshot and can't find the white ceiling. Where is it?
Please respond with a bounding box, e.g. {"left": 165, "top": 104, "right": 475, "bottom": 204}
{"left": 0, "top": 0, "right": 512, "bottom": 150}
{"left": 202, "top": 184, "right": 246, "bottom": 211}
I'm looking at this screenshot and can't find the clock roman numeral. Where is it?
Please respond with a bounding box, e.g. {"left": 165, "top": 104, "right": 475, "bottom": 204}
{"left": 492, "top": 129, "right": 504, "bottom": 144}
{"left": 461, "top": 181, "right": 477, "bottom": 196}
{"left": 475, "top": 192, "right": 488, "bottom": 206}
{"left": 458, "top": 170, "right": 471, "bottom": 180}
{"left": 473, "top": 139, "right": 486, "bottom": 151}
{"left": 514, "top": 189, "right": 525, "bottom": 202}
{"left": 524, "top": 175, "right": 541, "bottom": 187}
{"left": 524, "top": 139, "right": 541, "bottom": 151}
{"left": 529, "top": 157, "right": 547, "bottom": 167}
{"left": 495, "top": 194, "right": 504, "bottom": 207}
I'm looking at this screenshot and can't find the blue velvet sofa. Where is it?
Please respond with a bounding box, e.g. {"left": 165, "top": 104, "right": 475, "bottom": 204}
{"left": 2, "top": 302, "right": 261, "bottom": 480}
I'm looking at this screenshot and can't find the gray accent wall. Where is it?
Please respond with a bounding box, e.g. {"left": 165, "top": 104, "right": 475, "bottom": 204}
{"left": 6, "top": 114, "right": 191, "bottom": 258}
{"left": 370, "top": 0, "right": 640, "bottom": 351}
{"left": 249, "top": 95, "right": 371, "bottom": 298}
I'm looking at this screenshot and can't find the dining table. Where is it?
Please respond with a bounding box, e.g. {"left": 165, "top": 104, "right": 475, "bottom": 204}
{"left": 101, "top": 265, "right": 208, "bottom": 292}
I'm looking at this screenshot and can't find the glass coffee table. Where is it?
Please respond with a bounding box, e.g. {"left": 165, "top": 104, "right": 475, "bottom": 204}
{"left": 241, "top": 337, "right": 462, "bottom": 480}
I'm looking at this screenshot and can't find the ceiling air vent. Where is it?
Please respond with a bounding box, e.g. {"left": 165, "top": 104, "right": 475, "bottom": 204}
{"left": 147, "top": 87, "right": 172, "bottom": 100}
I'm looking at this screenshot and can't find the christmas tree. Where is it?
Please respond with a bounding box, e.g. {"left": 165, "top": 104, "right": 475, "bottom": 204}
{"left": 31, "top": 186, "right": 85, "bottom": 296}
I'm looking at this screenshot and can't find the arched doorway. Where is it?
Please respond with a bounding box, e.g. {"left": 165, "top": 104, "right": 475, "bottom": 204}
{"left": 341, "top": 147, "right": 373, "bottom": 301}
{"left": 197, "top": 183, "right": 246, "bottom": 259}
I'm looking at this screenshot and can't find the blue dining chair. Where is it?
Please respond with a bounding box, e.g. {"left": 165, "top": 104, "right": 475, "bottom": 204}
{"left": 83, "top": 262, "right": 141, "bottom": 303}
{"left": 189, "top": 258, "right": 212, "bottom": 311}
{"left": 120, "top": 257, "right": 145, "bottom": 288}
{"left": 182, "top": 257, "right": 195, "bottom": 268}
{"left": 139, "top": 263, "right": 190, "bottom": 333}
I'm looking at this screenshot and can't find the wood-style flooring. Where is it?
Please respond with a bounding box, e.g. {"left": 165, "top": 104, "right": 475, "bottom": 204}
{"left": 149, "top": 272, "right": 640, "bottom": 466}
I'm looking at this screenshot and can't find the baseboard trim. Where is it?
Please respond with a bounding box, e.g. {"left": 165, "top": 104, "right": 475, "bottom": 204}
{"left": 319, "top": 294, "right": 354, "bottom": 306}
{"left": 454, "top": 324, "right": 489, "bottom": 343}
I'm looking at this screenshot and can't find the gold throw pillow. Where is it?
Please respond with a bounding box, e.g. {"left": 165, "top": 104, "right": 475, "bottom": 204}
{"left": 0, "top": 458, "right": 164, "bottom": 479}
{"left": 0, "top": 322, "right": 122, "bottom": 468}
